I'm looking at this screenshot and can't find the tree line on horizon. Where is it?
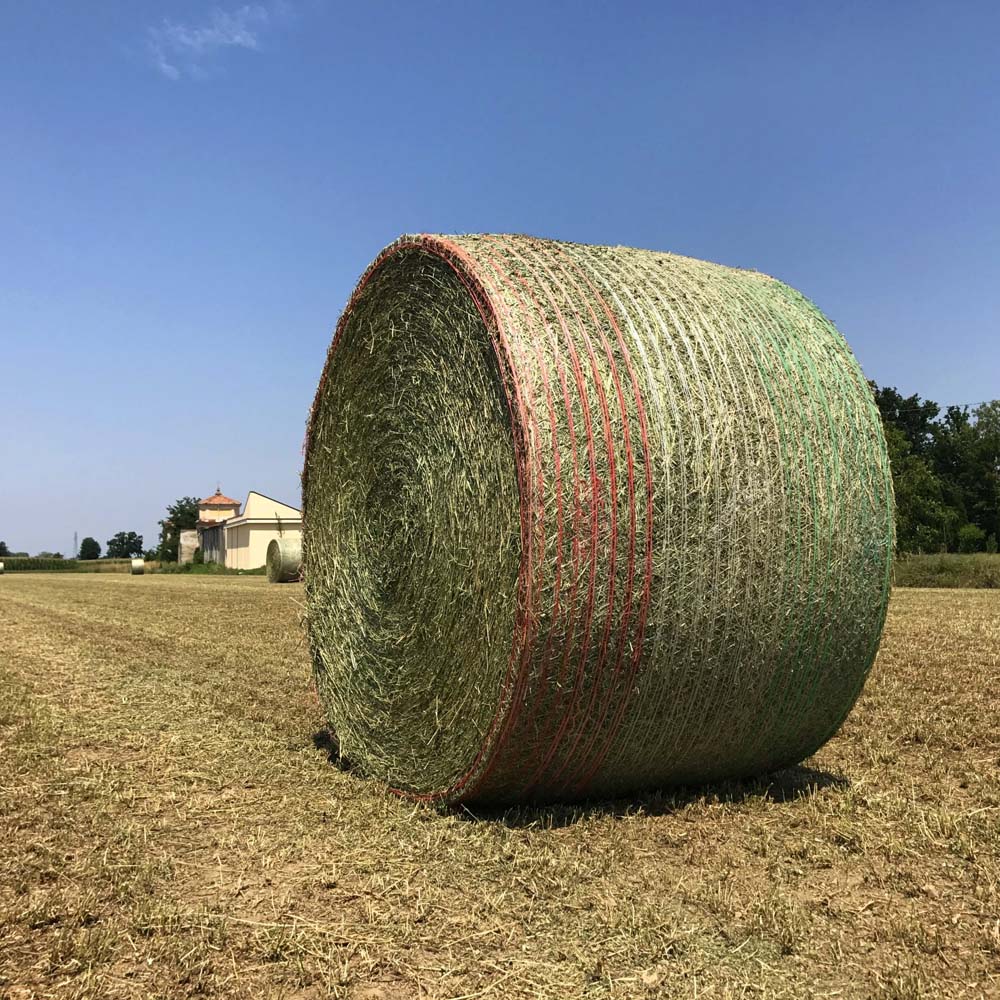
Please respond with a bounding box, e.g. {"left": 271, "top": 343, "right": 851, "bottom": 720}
{"left": 870, "top": 383, "right": 999, "bottom": 554}
{"left": 1, "top": 494, "right": 202, "bottom": 563}
{"left": 0, "top": 532, "right": 144, "bottom": 561}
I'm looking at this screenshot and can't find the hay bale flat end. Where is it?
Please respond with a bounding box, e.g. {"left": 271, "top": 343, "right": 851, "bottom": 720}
{"left": 267, "top": 538, "right": 302, "bottom": 583}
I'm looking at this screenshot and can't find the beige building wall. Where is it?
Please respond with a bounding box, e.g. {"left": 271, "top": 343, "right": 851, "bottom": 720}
{"left": 199, "top": 505, "right": 238, "bottom": 524}
{"left": 196, "top": 492, "right": 301, "bottom": 570}
{"left": 225, "top": 523, "right": 303, "bottom": 570}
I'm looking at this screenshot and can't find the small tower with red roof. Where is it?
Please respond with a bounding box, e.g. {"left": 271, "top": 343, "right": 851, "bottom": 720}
{"left": 178, "top": 488, "right": 243, "bottom": 564}
{"left": 197, "top": 487, "right": 241, "bottom": 525}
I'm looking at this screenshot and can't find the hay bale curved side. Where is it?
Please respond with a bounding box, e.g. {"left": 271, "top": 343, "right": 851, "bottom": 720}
{"left": 129, "top": 558, "right": 144, "bottom": 575}
{"left": 267, "top": 537, "right": 302, "bottom": 583}
{"left": 0, "top": 561, "right": 4, "bottom": 575}
{"left": 303, "top": 234, "right": 894, "bottom": 805}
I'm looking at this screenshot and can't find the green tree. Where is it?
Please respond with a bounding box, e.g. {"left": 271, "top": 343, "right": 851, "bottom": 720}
{"left": 157, "top": 496, "right": 201, "bottom": 562}
{"left": 870, "top": 383, "right": 940, "bottom": 457}
{"left": 78, "top": 536, "right": 101, "bottom": 560}
{"left": 931, "top": 405, "right": 1000, "bottom": 543}
{"left": 0, "top": 541, "right": 9, "bottom": 557}
{"left": 884, "top": 425, "right": 956, "bottom": 552}
{"left": 957, "top": 523, "right": 986, "bottom": 553}
{"left": 107, "top": 531, "right": 144, "bottom": 558}
{"left": 870, "top": 382, "right": 1000, "bottom": 553}
{"left": 973, "top": 399, "right": 1000, "bottom": 439}
{"left": 972, "top": 399, "right": 1000, "bottom": 497}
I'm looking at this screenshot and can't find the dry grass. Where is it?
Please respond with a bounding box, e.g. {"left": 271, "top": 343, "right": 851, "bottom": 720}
{"left": 1, "top": 574, "right": 997, "bottom": 999}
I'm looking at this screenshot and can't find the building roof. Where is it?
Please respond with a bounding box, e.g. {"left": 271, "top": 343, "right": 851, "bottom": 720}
{"left": 199, "top": 489, "right": 240, "bottom": 508}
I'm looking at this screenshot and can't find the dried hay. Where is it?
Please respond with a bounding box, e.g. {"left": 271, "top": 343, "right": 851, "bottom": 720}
{"left": 303, "top": 234, "right": 894, "bottom": 805}
{"left": 267, "top": 537, "right": 302, "bottom": 583}
{"left": 129, "top": 558, "right": 145, "bottom": 576}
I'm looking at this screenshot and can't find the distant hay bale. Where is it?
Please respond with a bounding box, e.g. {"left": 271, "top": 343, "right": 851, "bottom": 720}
{"left": 303, "top": 234, "right": 895, "bottom": 805}
{"left": 129, "top": 558, "right": 145, "bottom": 575}
{"left": 0, "top": 561, "right": 4, "bottom": 575}
{"left": 267, "top": 537, "right": 302, "bottom": 583}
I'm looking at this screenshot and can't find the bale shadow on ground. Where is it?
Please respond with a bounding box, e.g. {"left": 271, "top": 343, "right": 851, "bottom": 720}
{"left": 459, "top": 764, "right": 848, "bottom": 828}
{"left": 311, "top": 727, "right": 847, "bottom": 827}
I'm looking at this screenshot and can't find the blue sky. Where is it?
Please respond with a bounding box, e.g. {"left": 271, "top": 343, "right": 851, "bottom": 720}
{"left": 1, "top": 1, "right": 998, "bottom": 556}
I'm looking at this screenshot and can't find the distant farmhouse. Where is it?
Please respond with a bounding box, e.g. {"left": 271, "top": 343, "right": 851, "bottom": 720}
{"left": 180, "top": 489, "right": 302, "bottom": 570}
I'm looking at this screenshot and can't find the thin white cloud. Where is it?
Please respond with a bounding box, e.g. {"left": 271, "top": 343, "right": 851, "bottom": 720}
{"left": 147, "top": 5, "right": 274, "bottom": 80}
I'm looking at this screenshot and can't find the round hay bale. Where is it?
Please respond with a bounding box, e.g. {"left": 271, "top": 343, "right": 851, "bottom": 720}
{"left": 303, "top": 234, "right": 894, "bottom": 805}
{"left": 267, "top": 537, "right": 302, "bottom": 583}
{"left": 129, "top": 558, "right": 145, "bottom": 576}
{"left": 0, "top": 561, "right": 4, "bottom": 575}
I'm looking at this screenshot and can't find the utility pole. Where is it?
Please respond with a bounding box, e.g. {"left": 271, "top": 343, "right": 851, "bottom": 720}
{"left": 73, "top": 531, "right": 78, "bottom": 558}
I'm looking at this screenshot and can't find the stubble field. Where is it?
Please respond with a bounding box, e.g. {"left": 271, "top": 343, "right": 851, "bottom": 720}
{"left": 1, "top": 574, "right": 998, "bottom": 999}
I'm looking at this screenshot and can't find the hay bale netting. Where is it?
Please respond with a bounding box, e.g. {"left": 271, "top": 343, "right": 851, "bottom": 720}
{"left": 303, "top": 234, "right": 894, "bottom": 805}
{"left": 129, "top": 558, "right": 144, "bottom": 575}
{"left": 267, "top": 537, "right": 302, "bottom": 583}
